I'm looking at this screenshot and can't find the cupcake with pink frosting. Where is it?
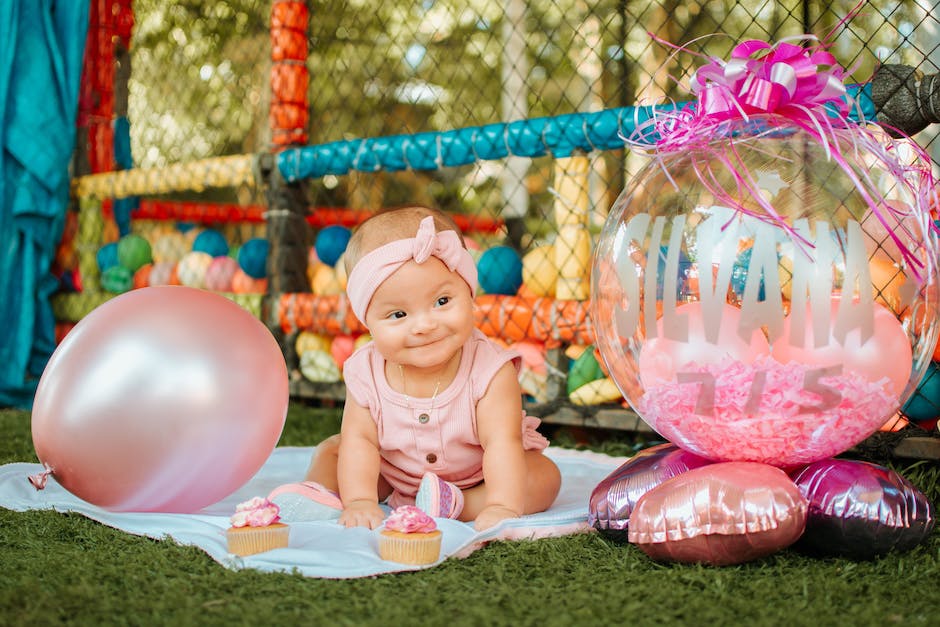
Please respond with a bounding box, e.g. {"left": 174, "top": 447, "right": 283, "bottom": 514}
{"left": 226, "top": 497, "right": 290, "bottom": 556}
{"left": 378, "top": 505, "right": 442, "bottom": 565}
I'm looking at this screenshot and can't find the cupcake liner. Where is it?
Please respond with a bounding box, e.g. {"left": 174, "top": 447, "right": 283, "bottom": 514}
{"left": 226, "top": 523, "right": 290, "bottom": 556}
{"left": 378, "top": 530, "right": 442, "bottom": 565}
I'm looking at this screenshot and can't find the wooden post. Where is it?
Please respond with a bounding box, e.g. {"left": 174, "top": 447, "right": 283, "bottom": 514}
{"left": 553, "top": 154, "right": 591, "bottom": 300}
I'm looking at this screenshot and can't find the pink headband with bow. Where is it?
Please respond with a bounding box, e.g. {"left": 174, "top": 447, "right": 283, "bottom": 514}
{"left": 346, "top": 215, "right": 478, "bottom": 323}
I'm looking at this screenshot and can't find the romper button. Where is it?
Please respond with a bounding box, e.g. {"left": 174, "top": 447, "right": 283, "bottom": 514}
{"left": 418, "top": 413, "right": 429, "bottom": 424}
{"left": 426, "top": 453, "right": 437, "bottom": 464}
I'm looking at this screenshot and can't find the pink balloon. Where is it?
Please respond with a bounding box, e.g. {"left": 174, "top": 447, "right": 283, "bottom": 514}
{"left": 638, "top": 301, "right": 770, "bottom": 387}
{"left": 628, "top": 462, "right": 808, "bottom": 565}
{"left": 771, "top": 298, "right": 912, "bottom": 397}
{"left": 204, "top": 256, "right": 239, "bottom": 292}
{"left": 31, "top": 286, "right": 289, "bottom": 513}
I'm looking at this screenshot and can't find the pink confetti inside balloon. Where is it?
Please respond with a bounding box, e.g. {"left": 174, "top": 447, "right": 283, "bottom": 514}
{"left": 31, "top": 286, "right": 289, "bottom": 513}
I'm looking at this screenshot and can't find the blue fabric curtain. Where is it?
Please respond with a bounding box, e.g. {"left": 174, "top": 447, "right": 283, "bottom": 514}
{"left": 0, "top": 1, "right": 89, "bottom": 408}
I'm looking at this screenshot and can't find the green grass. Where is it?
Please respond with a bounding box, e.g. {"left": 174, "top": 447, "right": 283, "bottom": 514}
{"left": 1, "top": 405, "right": 938, "bottom": 626}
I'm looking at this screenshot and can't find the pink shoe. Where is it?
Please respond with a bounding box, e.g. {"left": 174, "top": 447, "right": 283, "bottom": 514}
{"left": 415, "top": 472, "right": 464, "bottom": 519}
{"left": 268, "top": 481, "right": 342, "bottom": 522}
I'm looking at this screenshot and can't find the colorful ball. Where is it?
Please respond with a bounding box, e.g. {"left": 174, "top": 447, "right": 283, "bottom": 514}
{"left": 477, "top": 246, "right": 523, "bottom": 295}
{"left": 231, "top": 268, "right": 267, "bottom": 294}
{"left": 117, "top": 234, "right": 153, "bottom": 273}
{"left": 96, "top": 242, "right": 119, "bottom": 273}
{"left": 151, "top": 232, "right": 188, "bottom": 264}
{"left": 311, "top": 264, "right": 343, "bottom": 296}
{"left": 511, "top": 340, "right": 548, "bottom": 376}
{"left": 133, "top": 263, "right": 153, "bottom": 290}
{"left": 101, "top": 265, "right": 133, "bottom": 294}
{"left": 148, "top": 262, "right": 176, "bottom": 286}
{"left": 567, "top": 345, "right": 606, "bottom": 394}
{"left": 182, "top": 226, "right": 203, "bottom": 248}
{"left": 335, "top": 252, "right": 348, "bottom": 290}
{"left": 177, "top": 252, "right": 213, "bottom": 289}
{"left": 296, "top": 331, "right": 332, "bottom": 355}
{"left": 315, "top": 225, "right": 352, "bottom": 267}
{"left": 192, "top": 229, "right": 229, "bottom": 258}
{"left": 238, "top": 238, "right": 269, "bottom": 279}
{"left": 331, "top": 335, "right": 356, "bottom": 371}
{"left": 521, "top": 245, "right": 559, "bottom": 297}
{"left": 299, "top": 349, "right": 342, "bottom": 383}
{"left": 901, "top": 362, "right": 940, "bottom": 423}
{"left": 204, "top": 256, "right": 239, "bottom": 292}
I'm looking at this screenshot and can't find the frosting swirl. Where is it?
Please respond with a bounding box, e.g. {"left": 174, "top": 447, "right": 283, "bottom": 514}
{"left": 384, "top": 505, "right": 437, "bottom": 533}
{"left": 230, "top": 496, "right": 281, "bottom": 528}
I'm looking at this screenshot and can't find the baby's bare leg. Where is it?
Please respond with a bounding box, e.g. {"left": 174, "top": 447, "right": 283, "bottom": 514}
{"left": 460, "top": 451, "right": 562, "bottom": 522}
{"left": 305, "top": 434, "right": 340, "bottom": 489}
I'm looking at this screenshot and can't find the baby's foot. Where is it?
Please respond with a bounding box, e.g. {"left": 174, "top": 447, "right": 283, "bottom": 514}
{"left": 415, "top": 472, "right": 464, "bottom": 519}
{"left": 268, "top": 481, "right": 342, "bottom": 522}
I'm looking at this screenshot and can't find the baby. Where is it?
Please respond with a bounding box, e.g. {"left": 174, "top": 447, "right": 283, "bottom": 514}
{"left": 270, "top": 206, "right": 561, "bottom": 531}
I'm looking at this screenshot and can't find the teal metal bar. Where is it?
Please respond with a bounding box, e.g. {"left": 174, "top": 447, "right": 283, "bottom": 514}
{"left": 277, "top": 83, "right": 874, "bottom": 182}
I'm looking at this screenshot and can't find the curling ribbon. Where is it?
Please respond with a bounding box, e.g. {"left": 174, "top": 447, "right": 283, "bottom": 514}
{"left": 28, "top": 463, "right": 54, "bottom": 490}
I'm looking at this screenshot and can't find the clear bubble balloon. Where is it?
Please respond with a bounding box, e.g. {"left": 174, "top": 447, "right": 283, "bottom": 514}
{"left": 591, "top": 120, "right": 939, "bottom": 466}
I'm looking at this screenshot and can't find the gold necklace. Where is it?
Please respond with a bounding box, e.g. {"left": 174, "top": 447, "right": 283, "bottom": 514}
{"left": 398, "top": 364, "right": 441, "bottom": 408}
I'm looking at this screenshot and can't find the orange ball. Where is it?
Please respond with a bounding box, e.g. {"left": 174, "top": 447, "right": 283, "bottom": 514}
{"left": 231, "top": 268, "right": 267, "bottom": 294}
{"left": 133, "top": 263, "right": 153, "bottom": 290}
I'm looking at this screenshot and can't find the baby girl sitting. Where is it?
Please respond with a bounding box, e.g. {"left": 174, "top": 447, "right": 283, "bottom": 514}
{"left": 269, "top": 206, "right": 561, "bottom": 531}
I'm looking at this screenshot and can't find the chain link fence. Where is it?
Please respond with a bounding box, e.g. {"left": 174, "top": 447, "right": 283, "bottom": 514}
{"left": 61, "top": 0, "right": 940, "bottom": 434}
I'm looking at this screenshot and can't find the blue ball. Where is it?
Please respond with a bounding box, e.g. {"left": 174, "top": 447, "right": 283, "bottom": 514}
{"left": 238, "top": 238, "right": 269, "bottom": 279}
{"left": 315, "top": 225, "right": 352, "bottom": 267}
{"left": 477, "top": 246, "right": 523, "bottom": 295}
{"left": 901, "top": 362, "right": 940, "bottom": 423}
{"left": 96, "top": 242, "right": 119, "bottom": 273}
{"left": 192, "top": 229, "right": 229, "bottom": 257}
{"left": 731, "top": 247, "right": 774, "bottom": 301}
{"left": 656, "top": 246, "right": 692, "bottom": 299}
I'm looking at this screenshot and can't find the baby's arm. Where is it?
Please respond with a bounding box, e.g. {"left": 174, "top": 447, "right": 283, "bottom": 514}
{"left": 474, "top": 362, "right": 527, "bottom": 531}
{"left": 336, "top": 398, "right": 386, "bottom": 529}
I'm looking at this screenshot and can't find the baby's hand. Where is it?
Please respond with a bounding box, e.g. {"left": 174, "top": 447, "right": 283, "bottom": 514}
{"left": 474, "top": 505, "right": 520, "bottom": 531}
{"left": 339, "top": 500, "right": 385, "bottom": 529}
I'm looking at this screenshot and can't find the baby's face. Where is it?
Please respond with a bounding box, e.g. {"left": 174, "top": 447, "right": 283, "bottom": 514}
{"left": 364, "top": 256, "right": 474, "bottom": 373}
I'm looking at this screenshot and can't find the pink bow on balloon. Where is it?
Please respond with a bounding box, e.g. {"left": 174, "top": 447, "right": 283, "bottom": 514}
{"left": 691, "top": 38, "right": 849, "bottom": 119}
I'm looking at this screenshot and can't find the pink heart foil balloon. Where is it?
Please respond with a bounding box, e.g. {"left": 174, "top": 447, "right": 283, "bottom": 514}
{"left": 628, "top": 462, "right": 808, "bottom": 566}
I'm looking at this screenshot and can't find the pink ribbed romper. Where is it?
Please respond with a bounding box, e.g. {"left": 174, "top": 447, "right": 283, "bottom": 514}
{"left": 343, "top": 329, "right": 549, "bottom": 506}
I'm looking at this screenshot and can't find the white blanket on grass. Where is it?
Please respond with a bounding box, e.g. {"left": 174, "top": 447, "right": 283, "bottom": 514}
{"left": 0, "top": 446, "right": 625, "bottom": 579}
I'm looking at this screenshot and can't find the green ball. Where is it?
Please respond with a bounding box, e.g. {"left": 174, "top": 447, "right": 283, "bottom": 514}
{"left": 567, "top": 346, "right": 606, "bottom": 395}
{"left": 101, "top": 265, "right": 133, "bottom": 294}
{"left": 117, "top": 234, "right": 153, "bottom": 272}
